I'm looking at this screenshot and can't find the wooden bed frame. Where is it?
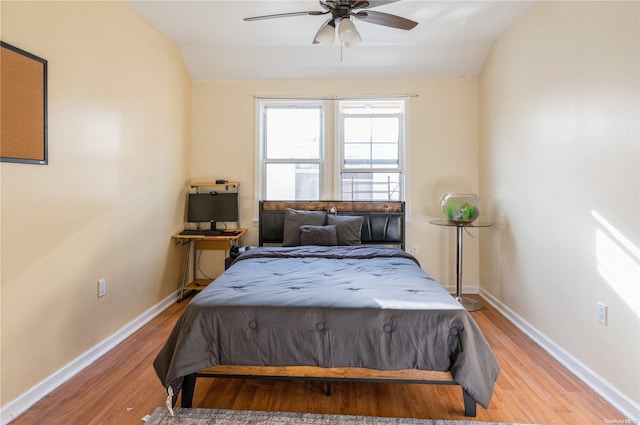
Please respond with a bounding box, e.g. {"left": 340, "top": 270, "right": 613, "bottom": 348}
{"left": 179, "top": 200, "right": 477, "bottom": 417}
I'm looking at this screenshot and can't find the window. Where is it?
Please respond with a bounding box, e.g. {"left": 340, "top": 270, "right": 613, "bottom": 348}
{"left": 338, "top": 100, "right": 404, "bottom": 201}
{"left": 257, "top": 98, "right": 407, "bottom": 202}
{"left": 259, "top": 101, "right": 325, "bottom": 200}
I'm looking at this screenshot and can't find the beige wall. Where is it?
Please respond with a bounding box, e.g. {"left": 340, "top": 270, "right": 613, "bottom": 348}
{"left": 479, "top": 0, "right": 639, "bottom": 409}
{"left": 191, "top": 79, "right": 482, "bottom": 289}
{"left": 0, "top": 0, "right": 191, "bottom": 407}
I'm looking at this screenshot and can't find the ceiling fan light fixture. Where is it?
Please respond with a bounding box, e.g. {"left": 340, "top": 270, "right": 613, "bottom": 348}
{"left": 314, "top": 20, "right": 336, "bottom": 45}
{"left": 338, "top": 17, "right": 361, "bottom": 47}
{"left": 344, "top": 37, "right": 362, "bottom": 48}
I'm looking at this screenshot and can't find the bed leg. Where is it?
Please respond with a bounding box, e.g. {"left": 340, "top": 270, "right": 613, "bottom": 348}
{"left": 462, "top": 388, "right": 477, "bottom": 417}
{"left": 181, "top": 373, "right": 197, "bottom": 408}
{"left": 325, "top": 381, "right": 332, "bottom": 397}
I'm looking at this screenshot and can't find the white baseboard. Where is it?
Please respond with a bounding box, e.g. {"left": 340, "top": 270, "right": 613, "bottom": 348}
{"left": 0, "top": 291, "right": 179, "bottom": 425}
{"left": 479, "top": 288, "right": 640, "bottom": 421}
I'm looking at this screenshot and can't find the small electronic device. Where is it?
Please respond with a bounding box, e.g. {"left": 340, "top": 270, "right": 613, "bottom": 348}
{"left": 187, "top": 192, "right": 239, "bottom": 223}
{"left": 215, "top": 179, "right": 228, "bottom": 184}
{"left": 230, "top": 245, "right": 251, "bottom": 259}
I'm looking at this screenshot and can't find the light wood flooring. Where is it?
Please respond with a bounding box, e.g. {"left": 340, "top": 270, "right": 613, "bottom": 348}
{"left": 8, "top": 295, "right": 625, "bottom": 425}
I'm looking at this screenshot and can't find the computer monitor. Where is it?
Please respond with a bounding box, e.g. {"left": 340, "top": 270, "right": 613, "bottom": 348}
{"left": 187, "top": 192, "right": 239, "bottom": 223}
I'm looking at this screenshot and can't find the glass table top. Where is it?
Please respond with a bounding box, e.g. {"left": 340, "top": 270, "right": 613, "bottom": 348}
{"left": 429, "top": 219, "right": 491, "bottom": 227}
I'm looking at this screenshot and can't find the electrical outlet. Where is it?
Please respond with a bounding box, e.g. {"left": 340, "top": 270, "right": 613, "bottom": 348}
{"left": 411, "top": 245, "right": 418, "bottom": 256}
{"left": 98, "top": 278, "right": 106, "bottom": 298}
{"left": 597, "top": 302, "right": 607, "bottom": 325}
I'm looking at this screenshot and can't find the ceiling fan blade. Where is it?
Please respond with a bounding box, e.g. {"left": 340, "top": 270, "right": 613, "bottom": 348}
{"left": 353, "top": 10, "right": 418, "bottom": 30}
{"left": 320, "top": 0, "right": 338, "bottom": 9}
{"left": 352, "top": 1, "right": 370, "bottom": 10}
{"left": 353, "top": 0, "right": 401, "bottom": 10}
{"left": 244, "top": 11, "right": 327, "bottom": 21}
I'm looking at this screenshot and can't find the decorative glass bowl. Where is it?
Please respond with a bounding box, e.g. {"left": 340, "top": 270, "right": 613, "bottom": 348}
{"left": 440, "top": 193, "right": 480, "bottom": 224}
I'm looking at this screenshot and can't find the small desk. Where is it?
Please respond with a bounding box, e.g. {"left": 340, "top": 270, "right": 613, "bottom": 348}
{"left": 172, "top": 229, "right": 246, "bottom": 302}
{"left": 429, "top": 219, "right": 491, "bottom": 312}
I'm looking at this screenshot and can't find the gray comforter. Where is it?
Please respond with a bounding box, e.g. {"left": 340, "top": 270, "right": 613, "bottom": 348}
{"left": 154, "top": 246, "right": 499, "bottom": 408}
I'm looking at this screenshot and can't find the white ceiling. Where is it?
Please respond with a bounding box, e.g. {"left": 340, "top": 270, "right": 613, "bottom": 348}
{"left": 126, "top": 0, "right": 535, "bottom": 81}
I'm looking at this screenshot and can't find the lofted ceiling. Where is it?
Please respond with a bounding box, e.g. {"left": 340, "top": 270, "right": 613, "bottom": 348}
{"left": 126, "top": 0, "right": 535, "bottom": 81}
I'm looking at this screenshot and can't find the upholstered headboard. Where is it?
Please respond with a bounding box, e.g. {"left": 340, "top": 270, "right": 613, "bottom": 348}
{"left": 258, "top": 200, "right": 405, "bottom": 250}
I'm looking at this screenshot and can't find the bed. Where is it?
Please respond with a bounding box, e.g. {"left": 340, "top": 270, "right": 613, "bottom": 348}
{"left": 154, "top": 201, "right": 500, "bottom": 417}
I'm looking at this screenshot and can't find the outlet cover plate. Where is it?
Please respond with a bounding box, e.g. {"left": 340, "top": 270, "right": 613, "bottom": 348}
{"left": 98, "top": 278, "right": 106, "bottom": 298}
{"left": 597, "top": 302, "right": 607, "bottom": 325}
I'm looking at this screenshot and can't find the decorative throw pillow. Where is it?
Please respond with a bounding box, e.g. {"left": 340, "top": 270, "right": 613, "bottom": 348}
{"left": 300, "top": 225, "right": 338, "bottom": 246}
{"left": 327, "top": 214, "right": 364, "bottom": 246}
{"left": 282, "top": 208, "right": 327, "bottom": 246}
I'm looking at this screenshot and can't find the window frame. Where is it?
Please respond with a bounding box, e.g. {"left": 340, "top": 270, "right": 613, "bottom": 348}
{"left": 256, "top": 99, "right": 330, "bottom": 202}
{"left": 255, "top": 97, "right": 409, "bottom": 209}
{"left": 335, "top": 98, "right": 407, "bottom": 202}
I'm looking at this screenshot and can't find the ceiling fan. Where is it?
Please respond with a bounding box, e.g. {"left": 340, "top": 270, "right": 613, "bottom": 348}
{"left": 244, "top": 0, "right": 418, "bottom": 47}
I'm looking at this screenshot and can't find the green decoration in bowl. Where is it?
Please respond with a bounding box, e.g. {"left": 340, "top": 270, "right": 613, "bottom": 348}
{"left": 440, "top": 193, "right": 480, "bottom": 224}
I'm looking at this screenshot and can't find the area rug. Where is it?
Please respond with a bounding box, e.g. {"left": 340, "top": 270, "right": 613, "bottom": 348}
{"left": 143, "top": 408, "right": 535, "bottom": 425}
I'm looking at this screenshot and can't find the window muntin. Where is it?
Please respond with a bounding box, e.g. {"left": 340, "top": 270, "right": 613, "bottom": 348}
{"left": 343, "top": 116, "right": 400, "bottom": 169}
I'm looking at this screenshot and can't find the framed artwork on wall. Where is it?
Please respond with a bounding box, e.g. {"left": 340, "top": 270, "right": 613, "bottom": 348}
{"left": 1, "top": 41, "right": 48, "bottom": 165}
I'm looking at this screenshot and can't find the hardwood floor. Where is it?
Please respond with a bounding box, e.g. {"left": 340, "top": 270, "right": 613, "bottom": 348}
{"left": 8, "top": 295, "right": 624, "bottom": 425}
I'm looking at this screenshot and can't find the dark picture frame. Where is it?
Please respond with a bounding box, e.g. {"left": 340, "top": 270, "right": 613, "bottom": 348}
{"left": 1, "top": 41, "right": 48, "bottom": 165}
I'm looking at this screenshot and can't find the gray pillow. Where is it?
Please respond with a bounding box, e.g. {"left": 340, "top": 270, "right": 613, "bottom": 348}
{"left": 327, "top": 215, "right": 364, "bottom": 246}
{"left": 300, "top": 225, "right": 338, "bottom": 246}
{"left": 282, "top": 208, "right": 327, "bottom": 246}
